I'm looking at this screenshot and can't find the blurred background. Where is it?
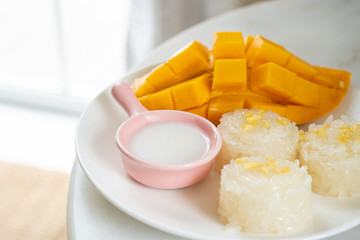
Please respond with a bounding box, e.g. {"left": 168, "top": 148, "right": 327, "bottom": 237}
{"left": 0, "top": 0, "right": 263, "bottom": 173}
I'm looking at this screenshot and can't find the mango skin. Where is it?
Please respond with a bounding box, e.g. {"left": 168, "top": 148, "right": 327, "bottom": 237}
{"left": 132, "top": 32, "right": 351, "bottom": 125}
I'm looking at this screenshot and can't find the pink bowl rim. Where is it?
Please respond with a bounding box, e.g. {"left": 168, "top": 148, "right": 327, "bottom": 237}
{"left": 115, "top": 110, "right": 222, "bottom": 171}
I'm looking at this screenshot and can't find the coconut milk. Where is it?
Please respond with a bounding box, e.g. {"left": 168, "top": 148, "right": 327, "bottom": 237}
{"left": 128, "top": 122, "right": 209, "bottom": 164}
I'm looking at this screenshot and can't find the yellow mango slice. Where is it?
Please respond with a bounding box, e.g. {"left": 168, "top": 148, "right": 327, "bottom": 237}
{"left": 314, "top": 66, "right": 351, "bottom": 90}
{"left": 285, "top": 105, "right": 319, "bottom": 125}
{"left": 171, "top": 74, "right": 211, "bottom": 110}
{"left": 250, "top": 62, "right": 296, "bottom": 101}
{"left": 246, "top": 99, "right": 287, "bottom": 117}
{"left": 213, "top": 32, "right": 245, "bottom": 59}
{"left": 288, "top": 77, "right": 320, "bottom": 107}
{"left": 167, "top": 41, "right": 209, "bottom": 80}
{"left": 246, "top": 35, "right": 290, "bottom": 69}
{"left": 148, "top": 88, "right": 175, "bottom": 110}
{"left": 138, "top": 95, "right": 152, "bottom": 110}
{"left": 212, "top": 59, "right": 247, "bottom": 91}
{"left": 131, "top": 41, "right": 210, "bottom": 98}
{"left": 132, "top": 32, "right": 351, "bottom": 126}
{"left": 244, "top": 35, "right": 255, "bottom": 53}
{"left": 208, "top": 96, "right": 246, "bottom": 125}
{"left": 131, "top": 78, "right": 157, "bottom": 98}
{"left": 311, "top": 73, "right": 334, "bottom": 88}
{"left": 185, "top": 103, "right": 209, "bottom": 118}
{"left": 144, "top": 63, "right": 178, "bottom": 90}
{"left": 244, "top": 89, "right": 276, "bottom": 105}
{"left": 318, "top": 86, "right": 339, "bottom": 113}
{"left": 285, "top": 54, "right": 317, "bottom": 79}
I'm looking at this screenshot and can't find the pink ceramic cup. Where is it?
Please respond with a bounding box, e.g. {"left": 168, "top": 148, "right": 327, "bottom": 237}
{"left": 111, "top": 82, "right": 222, "bottom": 189}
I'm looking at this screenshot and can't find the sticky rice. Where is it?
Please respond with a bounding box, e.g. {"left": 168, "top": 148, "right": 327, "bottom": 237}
{"left": 217, "top": 156, "right": 313, "bottom": 233}
{"left": 215, "top": 109, "right": 299, "bottom": 171}
{"left": 299, "top": 115, "right": 360, "bottom": 198}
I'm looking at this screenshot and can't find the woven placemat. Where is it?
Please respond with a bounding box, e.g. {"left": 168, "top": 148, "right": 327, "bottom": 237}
{"left": 0, "top": 161, "right": 69, "bottom": 240}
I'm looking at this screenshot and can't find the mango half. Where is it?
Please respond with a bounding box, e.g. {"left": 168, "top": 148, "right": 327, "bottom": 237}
{"left": 131, "top": 32, "right": 351, "bottom": 125}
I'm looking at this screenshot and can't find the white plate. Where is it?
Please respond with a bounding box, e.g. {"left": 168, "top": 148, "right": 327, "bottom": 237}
{"left": 76, "top": 65, "right": 360, "bottom": 240}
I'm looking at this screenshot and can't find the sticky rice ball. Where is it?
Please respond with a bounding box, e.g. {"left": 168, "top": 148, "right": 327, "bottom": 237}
{"left": 215, "top": 109, "right": 299, "bottom": 171}
{"left": 217, "top": 156, "right": 313, "bottom": 234}
{"left": 299, "top": 115, "right": 360, "bottom": 198}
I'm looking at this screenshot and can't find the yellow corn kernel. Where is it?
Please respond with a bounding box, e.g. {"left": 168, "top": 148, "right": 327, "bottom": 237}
{"left": 265, "top": 155, "right": 276, "bottom": 162}
{"left": 243, "top": 162, "right": 264, "bottom": 170}
{"left": 235, "top": 158, "right": 249, "bottom": 164}
{"left": 276, "top": 117, "right": 290, "bottom": 125}
{"left": 299, "top": 129, "right": 306, "bottom": 141}
{"left": 246, "top": 114, "right": 261, "bottom": 125}
{"left": 258, "top": 109, "right": 266, "bottom": 115}
{"left": 261, "top": 119, "right": 270, "bottom": 128}
{"left": 275, "top": 166, "right": 291, "bottom": 174}
{"left": 312, "top": 127, "right": 327, "bottom": 137}
{"left": 244, "top": 111, "right": 253, "bottom": 118}
{"left": 338, "top": 136, "right": 349, "bottom": 144}
{"left": 350, "top": 124, "right": 360, "bottom": 133}
{"left": 338, "top": 128, "right": 351, "bottom": 144}
{"left": 357, "top": 134, "right": 360, "bottom": 141}
{"left": 242, "top": 124, "right": 254, "bottom": 131}
{"left": 265, "top": 161, "right": 280, "bottom": 167}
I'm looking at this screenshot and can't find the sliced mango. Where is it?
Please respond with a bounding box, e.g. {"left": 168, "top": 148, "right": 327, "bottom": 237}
{"left": 185, "top": 103, "right": 208, "bottom": 118}
{"left": 208, "top": 96, "right": 246, "bottom": 125}
{"left": 213, "top": 32, "right": 245, "bottom": 59}
{"left": 131, "top": 40, "right": 210, "bottom": 98}
{"left": 212, "top": 59, "right": 247, "bottom": 91}
{"left": 288, "top": 76, "right": 320, "bottom": 107}
{"left": 285, "top": 105, "right": 318, "bottom": 125}
{"left": 246, "top": 99, "right": 287, "bottom": 117}
{"left": 148, "top": 88, "right": 175, "bottom": 110}
{"left": 144, "top": 63, "right": 178, "bottom": 90}
{"left": 246, "top": 35, "right": 290, "bottom": 68}
{"left": 244, "top": 35, "right": 255, "bottom": 53}
{"left": 285, "top": 54, "right": 317, "bottom": 79}
{"left": 171, "top": 74, "right": 211, "bottom": 110}
{"left": 250, "top": 62, "right": 296, "bottom": 101}
{"left": 131, "top": 31, "right": 351, "bottom": 125}
{"left": 131, "top": 77, "right": 156, "bottom": 98}
{"left": 167, "top": 41, "right": 209, "bottom": 79}
{"left": 140, "top": 73, "right": 210, "bottom": 111}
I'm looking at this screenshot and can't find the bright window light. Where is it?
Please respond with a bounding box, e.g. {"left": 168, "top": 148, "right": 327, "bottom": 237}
{"left": 0, "top": 0, "right": 132, "bottom": 113}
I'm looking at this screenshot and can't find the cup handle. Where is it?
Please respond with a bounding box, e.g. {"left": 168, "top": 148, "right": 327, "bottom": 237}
{"left": 111, "top": 82, "right": 148, "bottom": 117}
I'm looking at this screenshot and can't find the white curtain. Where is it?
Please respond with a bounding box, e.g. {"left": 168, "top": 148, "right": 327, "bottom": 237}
{"left": 126, "top": 0, "right": 263, "bottom": 69}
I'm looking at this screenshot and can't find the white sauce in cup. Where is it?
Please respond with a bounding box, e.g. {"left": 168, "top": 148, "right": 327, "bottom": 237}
{"left": 128, "top": 122, "right": 210, "bottom": 165}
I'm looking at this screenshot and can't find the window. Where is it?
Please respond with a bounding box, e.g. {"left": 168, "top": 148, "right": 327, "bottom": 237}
{"left": 0, "top": 0, "right": 132, "bottom": 113}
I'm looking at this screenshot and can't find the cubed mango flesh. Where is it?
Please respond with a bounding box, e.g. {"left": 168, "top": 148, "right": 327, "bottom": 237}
{"left": 148, "top": 88, "right": 175, "bottom": 110}
{"left": 144, "top": 63, "right": 178, "bottom": 90}
{"left": 213, "top": 32, "right": 245, "bottom": 59}
{"left": 171, "top": 74, "right": 211, "bottom": 110}
{"left": 246, "top": 35, "right": 290, "bottom": 68}
{"left": 285, "top": 105, "right": 318, "bottom": 125}
{"left": 139, "top": 73, "right": 211, "bottom": 111}
{"left": 212, "top": 59, "right": 247, "bottom": 91}
{"left": 244, "top": 35, "right": 255, "bottom": 53}
{"left": 185, "top": 103, "right": 209, "bottom": 119}
{"left": 167, "top": 41, "right": 209, "bottom": 80}
{"left": 131, "top": 31, "right": 351, "bottom": 125}
{"left": 246, "top": 99, "right": 287, "bottom": 117}
{"left": 250, "top": 62, "right": 296, "bottom": 101}
{"left": 208, "top": 96, "right": 246, "bottom": 125}
{"left": 130, "top": 40, "right": 210, "bottom": 98}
